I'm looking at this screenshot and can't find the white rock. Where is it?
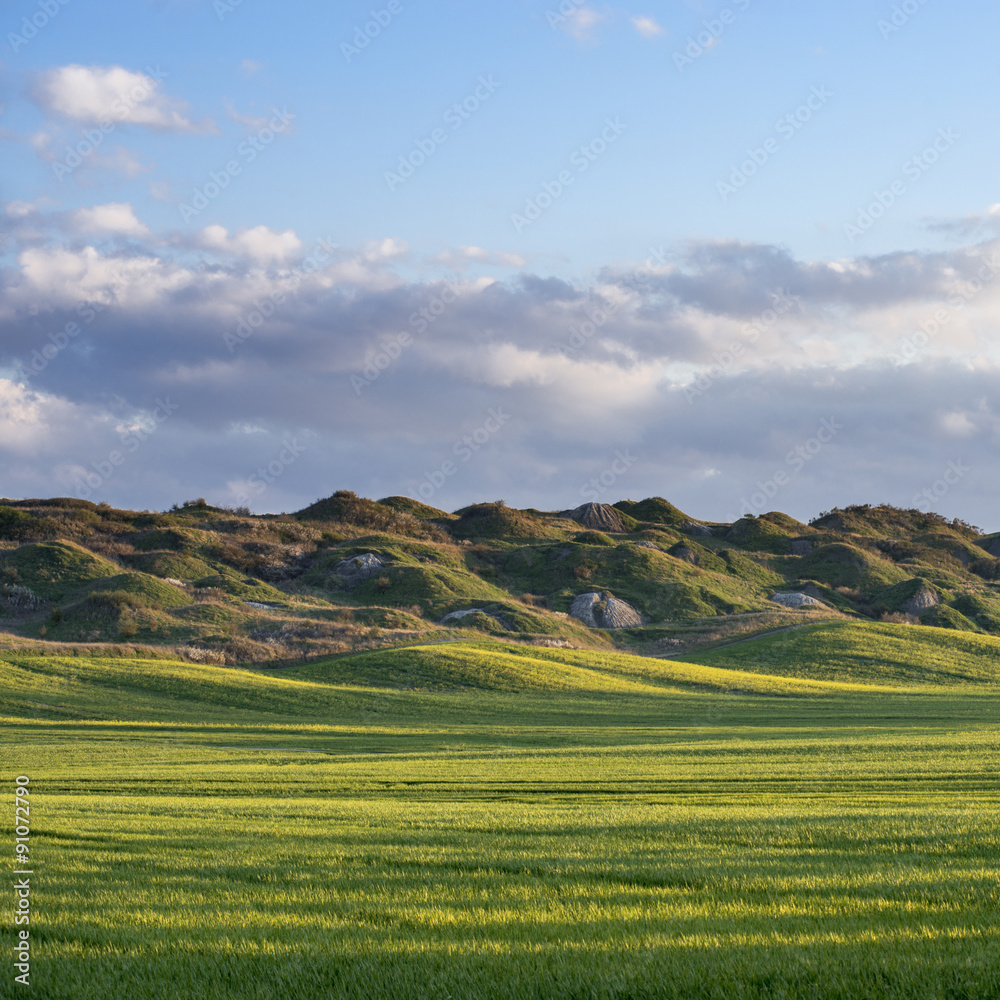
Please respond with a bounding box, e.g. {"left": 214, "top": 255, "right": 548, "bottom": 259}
{"left": 770, "top": 592, "right": 826, "bottom": 609}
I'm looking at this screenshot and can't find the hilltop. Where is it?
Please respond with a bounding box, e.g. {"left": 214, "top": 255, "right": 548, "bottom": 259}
{"left": 1, "top": 493, "right": 997, "bottom": 664}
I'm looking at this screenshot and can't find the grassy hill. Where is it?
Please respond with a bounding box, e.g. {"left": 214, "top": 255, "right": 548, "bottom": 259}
{"left": 1, "top": 495, "right": 999, "bottom": 666}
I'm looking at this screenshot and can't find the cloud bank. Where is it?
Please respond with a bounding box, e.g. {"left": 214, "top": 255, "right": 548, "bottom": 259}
{"left": 2, "top": 214, "right": 999, "bottom": 526}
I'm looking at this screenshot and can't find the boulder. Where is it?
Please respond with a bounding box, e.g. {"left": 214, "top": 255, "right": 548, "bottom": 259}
{"left": 569, "top": 592, "right": 601, "bottom": 628}
{"left": 790, "top": 539, "right": 813, "bottom": 556}
{"left": 567, "top": 503, "right": 628, "bottom": 533}
{"left": 334, "top": 552, "right": 385, "bottom": 585}
{"left": 672, "top": 545, "right": 698, "bottom": 565}
{"left": 570, "top": 591, "right": 642, "bottom": 629}
{"left": 602, "top": 596, "right": 643, "bottom": 628}
{"left": 681, "top": 520, "right": 712, "bottom": 538}
{"left": 770, "top": 591, "right": 827, "bottom": 609}
{"left": 634, "top": 540, "right": 659, "bottom": 550}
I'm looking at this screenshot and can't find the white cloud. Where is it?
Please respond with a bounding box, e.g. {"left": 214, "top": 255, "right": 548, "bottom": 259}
{"left": 4, "top": 231, "right": 1000, "bottom": 521}
{"left": 34, "top": 65, "right": 212, "bottom": 132}
{"left": 5, "top": 198, "right": 52, "bottom": 219}
{"left": 0, "top": 379, "right": 111, "bottom": 458}
{"left": 556, "top": 7, "right": 604, "bottom": 42}
{"left": 363, "top": 237, "right": 408, "bottom": 261}
{"left": 197, "top": 225, "right": 303, "bottom": 264}
{"left": 631, "top": 15, "right": 663, "bottom": 38}
{"left": 435, "top": 245, "right": 527, "bottom": 270}
{"left": 72, "top": 203, "right": 151, "bottom": 238}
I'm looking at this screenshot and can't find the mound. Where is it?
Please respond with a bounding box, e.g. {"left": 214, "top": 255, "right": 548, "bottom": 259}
{"left": 796, "top": 543, "right": 910, "bottom": 590}
{"left": 85, "top": 572, "right": 192, "bottom": 610}
{"left": 683, "top": 620, "right": 1000, "bottom": 687}
{"left": 296, "top": 490, "right": 416, "bottom": 532}
{"left": 450, "top": 503, "right": 558, "bottom": 540}
{"left": 614, "top": 497, "right": 690, "bottom": 528}
{"left": 725, "top": 517, "right": 800, "bottom": 554}
{"left": 377, "top": 496, "right": 454, "bottom": 520}
{"left": 1, "top": 541, "right": 120, "bottom": 601}
{"left": 810, "top": 503, "right": 980, "bottom": 538}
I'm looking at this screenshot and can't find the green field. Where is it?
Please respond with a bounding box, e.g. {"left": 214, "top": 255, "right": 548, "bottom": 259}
{"left": 4, "top": 622, "right": 1000, "bottom": 999}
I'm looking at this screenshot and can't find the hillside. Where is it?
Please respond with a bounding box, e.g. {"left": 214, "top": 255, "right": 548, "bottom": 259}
{"left": 1, "top": 494, "right": 998, "bottom": 665}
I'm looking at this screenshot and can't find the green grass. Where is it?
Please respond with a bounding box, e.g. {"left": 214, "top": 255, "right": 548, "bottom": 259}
{"left": 680, "top": 619, "right": 1000, "bottom": 685}
{"left": 4, "top": 632, "right": 1000, "bottom": 998}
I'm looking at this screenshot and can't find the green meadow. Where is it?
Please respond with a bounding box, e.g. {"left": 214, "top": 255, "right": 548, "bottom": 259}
{"left": 4, "top": 622, "right": 1000, "bottom": 999}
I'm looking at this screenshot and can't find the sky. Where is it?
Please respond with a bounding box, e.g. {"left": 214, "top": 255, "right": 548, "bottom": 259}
{"left": 1, "top": 0, "right": 999, "bottom": 527}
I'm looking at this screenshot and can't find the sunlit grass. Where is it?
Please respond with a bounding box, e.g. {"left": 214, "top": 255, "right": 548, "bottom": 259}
{"left": 4, "top": 637, "right": 1000, "bottom": 998}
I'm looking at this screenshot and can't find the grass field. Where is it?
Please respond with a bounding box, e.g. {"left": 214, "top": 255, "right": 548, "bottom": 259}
{"left": 4, "top": 623, "right": 1000, "bottom": 999}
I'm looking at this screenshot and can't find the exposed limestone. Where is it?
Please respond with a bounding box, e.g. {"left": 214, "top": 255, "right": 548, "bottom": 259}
{"left": 440, "top": 608, "right": 508, "bottom": 629}
{"left": 902, "top": 586, "right": 940, "bottom": 616}
{"left": 569, "top": 592, "right": 601, "bottom": 628}
{"left": 567, "top": 503, "right": 628, "bottom": 533}
{"left": 441, "top": 608, "right": 485, "bottom": 622}
{"left": 602, "top": 596, "right": 643, "bottom": 628}
{"left": 334, "top": 552, "right": 386, "bottom": 585}
{"left": 770, "top": 592, "right": 827, "bottom": 609}
{"left": 681, "top": 520, "right": 712, "bottom": 538}
{"left": 570, "top": 591, "right": 642, "bottom": 629}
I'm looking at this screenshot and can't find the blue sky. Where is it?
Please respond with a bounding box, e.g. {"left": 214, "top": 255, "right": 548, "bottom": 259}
{"left": 2, "top": 0, "right": 1000, "bottom": 525}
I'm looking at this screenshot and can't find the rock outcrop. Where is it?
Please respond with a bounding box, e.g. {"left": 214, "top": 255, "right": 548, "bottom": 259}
{"left": 567, "top": 503, "right": 628, "bottom": 533}
{"left": 440, "top": 608, "right": 507, "bottom": 629}
{"left": 770, "top": 592, "right": 827, "bottom": 609}
{"left": 334, "top": 552, "right": 386, "bottom": 585}
{"left": 570, "top": 591, "right": 642, "bottom": 629}
{"left": 672, "top": 545, "right": 699, "bottom": 565}
{"left": 902, "top": 586, "right": 940, "bottom": 616}
{"left": 680, "top": 520, "right": 712, "bottom": 538}
{"left": 790, "top": 539, "right": 814, "bottom": 556}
